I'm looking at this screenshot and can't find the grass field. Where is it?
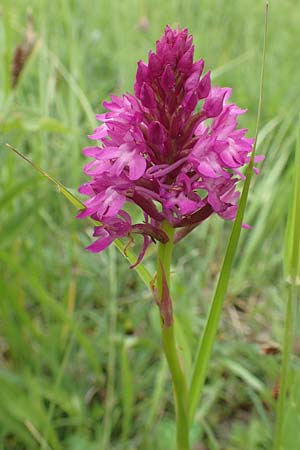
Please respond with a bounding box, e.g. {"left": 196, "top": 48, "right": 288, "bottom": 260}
{"left": 1, "top": 1, "right": 300, "bottom": 449}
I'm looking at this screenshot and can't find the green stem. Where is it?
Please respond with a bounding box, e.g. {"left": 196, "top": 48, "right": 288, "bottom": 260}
{"left": 102, "top": 246, "right": 118, "bottom": 448}
{"left": 274, "top": 284, "right": 297, "bottom": 450}
{"left": 188, "top": 3, "right": 268, "bottom": 425}
{"left": 157, "top": 221, "right": 190, "bottom": 450}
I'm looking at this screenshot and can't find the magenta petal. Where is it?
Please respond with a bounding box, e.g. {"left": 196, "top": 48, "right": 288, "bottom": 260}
{"left": 197, "top": 161, "right": 218, "bottom": 178}
{"left": 198, "top": 71, "right": 211, "bottom": 99}
{"left": 86, "top": 235, "right": 113, "bottom": 253}
{"left": 185, "top": 71, "right": 200, "bottom": 92}
{"left": 140, "top": 82, "right": 157, "bottom": 108}
{"left": 119, "top": 210, "right": 132, "bottom": 224}
{"left": 84, "top": 160, "right": 111, "bottom": 176}
{"left": 82, "top": 146, "right": 102, "bottom": 157}
{"left": 88, "top": 125, "right": 108, "bottom": 140}
{"left": 254, "top": 155, "right": 265, "bottom": 162}
{"left": 100, "top": 189, "right": 126, "bottom": 218}
{"left": 242, "top": 222, "right": 253, "bottom": 229}
{"left": 93, "top": 226, "right": 109, "bottom": 237}
{"left": 103, "top": 97, "right": 122, "bottom": 112}
{"left": 148, "top": 51, "right": 162, "bottom": 77}
{"left": 218, "top": 205, "right": 237, "bottom": 220}
{"left": 106, "top": 143, "right": 146, "bottom": 180}
{"left": 77, "top": 192, "right": 104, "bottom": 218}
{"left": 220, "top": 149, "right": 239, "bottom": 168}
{"left": 130, "top": 236, "right": 150, "bottom": 269}
{"left": 148, "top": 121, "right": 166, "bottom": 144}
{"left": 128, "top": 154, "right": 147, "bottom": 180}
{"left": 203, "top": 91, "right": 226, "bottom": 118}
{"left": 161, "top": 64, "right": 175, "bottom": 90}
{"left": 78, "top": 183, "right": 94, "bottom": 195}
{"left": 96, "top": 113, "right": 107, "bottom": 121}
{"left": 172, "top": 193, "right": 200, "bottom": 215}
{"left": 191, "top": 59, "right": 204, "bottom": 75}
{"left": 135, "top": 60, "right": 148, "bottom": 86}
{"left": 177, "top": 46, "right": 194, "bottom": 73}
{"left": 77, "top": 208, "right": 92, "bottom": 219}
{"left": 183, "top": 90, "right": 198, "bottom": 112}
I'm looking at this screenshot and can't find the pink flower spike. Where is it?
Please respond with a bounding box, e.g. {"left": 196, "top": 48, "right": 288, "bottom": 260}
{"left": 78, "top": 25, "right": 263, "bottom": 262}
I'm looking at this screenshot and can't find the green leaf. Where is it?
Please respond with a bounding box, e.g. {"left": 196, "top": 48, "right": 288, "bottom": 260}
{"left": 284, "top": 119, "right": 300, "bottom": 284}
{"left": 222, "top": 359, "right": 264, "bottom": 392}
{"left": 274, "top": 119, "right": 300, "bottom": 449}
{"left": 121, "top": 342, "right": 134, "bottom": 443}
{"left": 188, "top": 3, "right": 269, "bottom": 424}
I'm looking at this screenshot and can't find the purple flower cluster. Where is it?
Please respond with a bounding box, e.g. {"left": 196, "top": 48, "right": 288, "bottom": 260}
{"left": 78, "top": 26, "right": 261, "bottom": 263}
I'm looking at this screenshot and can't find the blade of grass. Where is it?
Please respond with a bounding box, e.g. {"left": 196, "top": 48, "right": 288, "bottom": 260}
{"left": 0, "top": 175, "right": 39, "bottom": 210}
{"left": 274, "top": 116, "right": 300, "bottom": 449}
{"left": 43, "top": 333, "right": 76, "bottom": 449}
{"left": 25, "top": 421, "right": 54, "bottom": 450}
{"left": 274, "top": 285, "right": 297, "bottom": 450}
{"left": 141, "top": 358, "right": 168, "bottom": 446}
{"left": 201, "top": 420, "right": 220, "bottom": 450}
{"left": 3, "top": 143, "right": 153, "bottom": 288}
{"left": 121, "top": 341, "right": 134, "bottom": 444}
{"left": 188, "top": 3, "right": 268, "bottom": 424}
{"left": 222, "top": 359, "right": 264, "bottom": 393}
{"left": 283, "top": 117, "right": 300, "bottom": 284}
{"left": 1, "top": 204, "right": 37, "bottom": 246}
{"left": 0, "top": 250, "right": 102, "bottom": 379}
{"left": 4, "top": 143, "right": 83, "bottom": 208}
{"left": 237, "top": 104, "right": 299, "bottom": 278}
{"left": 46, "top": 47, "right": 96, "bottom": 129}
{"left": 211, "top": 50, "right": 254, "bottom": 80}
{"left": 0, "top": 370, "right": 60, "bottom": 450}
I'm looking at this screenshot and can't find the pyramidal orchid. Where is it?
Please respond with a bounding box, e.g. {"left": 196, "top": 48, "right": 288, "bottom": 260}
{"left": 78, "top": 26, "right": 261, "bottom": 265}
{"left": 77, "top": 25, "right": 264, "bottom": 450}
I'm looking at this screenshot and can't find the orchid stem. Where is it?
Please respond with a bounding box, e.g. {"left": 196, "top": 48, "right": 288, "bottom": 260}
{"left": 157, "top": 221, "right": 190, "bottom": 450}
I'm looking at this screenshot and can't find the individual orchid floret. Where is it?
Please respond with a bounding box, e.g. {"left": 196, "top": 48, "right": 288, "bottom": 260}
{"left": 78, "top": 25, "right": 262, "bottom": 264}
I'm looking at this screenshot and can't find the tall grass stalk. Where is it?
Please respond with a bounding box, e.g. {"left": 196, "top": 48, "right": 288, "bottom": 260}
{"left": 188, "top": 3, "right": 268, "bottom": 424}
{"left": 274, "top": 118, "right": 300, "bottom": 449}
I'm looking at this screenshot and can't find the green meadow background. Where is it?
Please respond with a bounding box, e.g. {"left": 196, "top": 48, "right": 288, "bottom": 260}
{"left": 1, "top": 0, "right": 300, "bottom": 449}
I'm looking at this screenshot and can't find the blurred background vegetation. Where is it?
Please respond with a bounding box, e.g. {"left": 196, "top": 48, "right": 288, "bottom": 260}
{"left": 1, "top": 0, "right": 300, "bottom": 449}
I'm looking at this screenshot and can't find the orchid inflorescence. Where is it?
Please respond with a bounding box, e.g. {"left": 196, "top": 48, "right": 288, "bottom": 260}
{"left": 78, "top": 26, "right": 261, "bottom": 265}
